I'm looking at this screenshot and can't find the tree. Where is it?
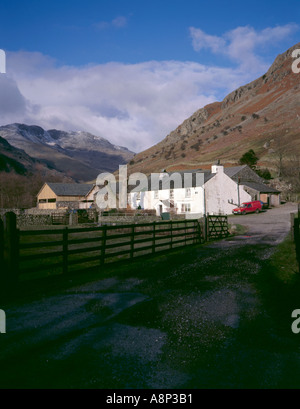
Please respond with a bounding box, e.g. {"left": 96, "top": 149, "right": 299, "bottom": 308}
{"left": 239, "top": 149, "right": 258, "bottom": 169}
{"left": 256, "top": 168, "right": 272, "bottom": 180}
{"left": 272, "top": 134, "right": 288, "bottom": 178}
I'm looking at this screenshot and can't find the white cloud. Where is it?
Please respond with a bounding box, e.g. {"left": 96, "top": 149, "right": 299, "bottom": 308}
{"left": 1, "top": 24, "right": 296, "bottom": 154}
{"left": 189, "top": 27, "right": 226, "bottom": 53}
{"left": 190, "top": 23, "right": 299, "bottom": 72}
{"left": 94, "top": 15, "right": 128, "bottom": 30}
{"left": 3, "top": 52, "right": 255, "bottom": 152}
{"left": 112, "top": 16, "right": 127, "bottom": 28}
{"left": 0, "top": 75, "right": 27, "bottom": 119}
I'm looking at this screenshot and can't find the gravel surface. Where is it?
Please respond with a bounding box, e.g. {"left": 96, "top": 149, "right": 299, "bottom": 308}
{"left": 0, "top": 202, "right": 299, "bottom": 389}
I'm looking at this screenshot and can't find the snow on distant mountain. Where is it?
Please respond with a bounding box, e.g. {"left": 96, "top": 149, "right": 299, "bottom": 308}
{"left": 0, "top": 123, "right": 135, "bottom": 181}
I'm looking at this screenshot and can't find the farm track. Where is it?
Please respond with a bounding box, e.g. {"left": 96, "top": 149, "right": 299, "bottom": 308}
{"left": 0, "top": 203, "right": 299, "bottom": 389}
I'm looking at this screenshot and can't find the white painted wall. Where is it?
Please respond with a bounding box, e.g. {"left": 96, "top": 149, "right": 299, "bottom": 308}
{"left": 205, "top": 166, "right": 251, "bottom": 215}
{"left": 128, "top": 166, "right": 253, "bottom": 216}
{"left": 130, "top": 186, "right": 206, "bottom": 216}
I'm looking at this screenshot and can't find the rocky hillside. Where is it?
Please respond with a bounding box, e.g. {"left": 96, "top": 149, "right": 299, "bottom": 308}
{"left": 127, "top": 42, "right": 300, "bottom": 176}
{"left": 0, "top": 124, "right": 135, "bottom": 182}
{"left": 0, "top": 135, "right": 70, "bottom": 180}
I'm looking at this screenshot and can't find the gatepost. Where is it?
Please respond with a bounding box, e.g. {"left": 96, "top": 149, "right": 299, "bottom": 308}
{"left": 1, "top": 212, "right": 19, "bottom": 294}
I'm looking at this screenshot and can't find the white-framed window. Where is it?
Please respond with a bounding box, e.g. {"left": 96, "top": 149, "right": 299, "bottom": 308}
{"left": 154, "top": 190, "right": 159, "bottom": 199}
{"left": 170, "top": 189, "right": 174, "bottom": 199}
{"left": 181, "top": 203, "right": 191, "bottom": 213}
{"left": 185, "top": 188, "right": 191, "bottom": 198}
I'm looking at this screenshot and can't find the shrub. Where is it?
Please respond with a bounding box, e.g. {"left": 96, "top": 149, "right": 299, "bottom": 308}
{"left": 239, "top": 149, "right": 258, "bottom": 169}
{"left": 256, "top": 168, "right": 272, "bottom": 180}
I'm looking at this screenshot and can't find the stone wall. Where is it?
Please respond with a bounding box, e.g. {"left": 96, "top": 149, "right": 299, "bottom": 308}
{"left": 0, "top": 210, "right": 53, "bottom": 228}
{"left": 98, "top": 215, "right": 159, "bottom": 225}
{"left": 0, "top": 208, "right": 188, "bottom": 229}
{"left": 0, "top": 208, "right": 65, "bottom": 228}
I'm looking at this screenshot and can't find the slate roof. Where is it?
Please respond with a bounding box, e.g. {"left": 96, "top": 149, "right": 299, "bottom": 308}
{"left": 47, "top": 183, "right": 94, "bottom": 197}
{"left": 241, "top": 181, "right": 280, "bottom": 194}
{"left": 223, "top": 165, "right": 247, "bottom": 178}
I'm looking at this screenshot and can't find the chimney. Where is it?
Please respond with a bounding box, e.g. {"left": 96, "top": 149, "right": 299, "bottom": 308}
{"left": 211, "top": 160, "right": 224, "bottom": 174}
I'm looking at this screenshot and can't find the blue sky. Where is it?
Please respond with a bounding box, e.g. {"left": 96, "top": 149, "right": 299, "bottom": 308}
{"left": 0, "top": 0, "right": 299, "bottom": 152}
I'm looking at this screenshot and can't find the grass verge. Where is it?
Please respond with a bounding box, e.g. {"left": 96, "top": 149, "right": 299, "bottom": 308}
{"left": 257, "top": 234, "right": 300, "bottom": 335}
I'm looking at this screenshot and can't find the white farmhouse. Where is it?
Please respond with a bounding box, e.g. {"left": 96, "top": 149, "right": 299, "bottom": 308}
{"left": 128, "top": 163, "right": 280, "bottom": 216}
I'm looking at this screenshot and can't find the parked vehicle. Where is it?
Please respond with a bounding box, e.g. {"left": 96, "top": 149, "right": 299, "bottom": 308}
{"left": 232, "top": 200, "right": 263, "bottom": 215}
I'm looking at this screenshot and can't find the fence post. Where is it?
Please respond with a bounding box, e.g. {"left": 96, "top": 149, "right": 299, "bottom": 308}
{"left": 62, "top": 227, "right": 68, "bottom": 274}
{"left": 170, "top": 221, "right": 173, "bottom": 249}
{"left": 0, "top": 218, "right": 3, "bottom": 269}
{"left": 101, "top": 225, "right": 107, "bottom": 265}
{"left": 130, "top": 225, "right": 135, "bottom": 259}
{"left": 2, "top": 212, "right": 19, "bottom": 292}
{"left": 197, "top": 220, "right": 202, "bottom": 243}
{"left": 294, "top": 217, "right": 300, "bottom": 274}
{"left": 203, "top": 214, "right": 207, "bottom": 242}
{"left": 152, "top": 222, "right": 156, "bottom": 254}
{"left": 291, "top": 213, "right": 295, "bottom": 237}
{"left": 206, "top": 214, "right": 210, "bottom": 240}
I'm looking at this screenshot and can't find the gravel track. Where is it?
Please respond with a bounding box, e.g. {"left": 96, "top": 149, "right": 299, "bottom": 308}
{"left": 0, "top": 203, "right": 299, "bottom": 389}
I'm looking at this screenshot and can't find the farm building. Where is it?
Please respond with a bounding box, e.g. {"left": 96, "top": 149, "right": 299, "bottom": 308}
{"left": 37, "top": 183, "right": 99, "bottom": 210}
{"left": 128, "top": 164, "right": 281, "bottom": 216}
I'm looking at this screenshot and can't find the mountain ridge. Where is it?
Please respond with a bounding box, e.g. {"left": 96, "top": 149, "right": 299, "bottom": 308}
{"left": 0, "top": 123, "right": 135, "bottom": 182}
{"left": 126, "top": 42, "right": 300, "bottom": 177}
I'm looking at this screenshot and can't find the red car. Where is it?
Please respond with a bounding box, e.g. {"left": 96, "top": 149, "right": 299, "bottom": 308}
{"left": 232, "top": 200, "right": 263, "bottom": 215}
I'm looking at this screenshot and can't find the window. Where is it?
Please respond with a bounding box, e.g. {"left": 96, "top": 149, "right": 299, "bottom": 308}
{"left": 39, "top": 199, "right": 46, "bottom": 203}
{"left": 154, "top": 190, "right": 159, "bottom": 199}
{"left": 170, "top": 189, "right": 174, "bottom": 199}
{"left": 48, "top": 198, "right": 56, "bottom": 203}
{"left": 181, "top": 203, "right": 191, "bottom": 213}
{"left": 185, "top": 188, "right": 191, "bottom": 198}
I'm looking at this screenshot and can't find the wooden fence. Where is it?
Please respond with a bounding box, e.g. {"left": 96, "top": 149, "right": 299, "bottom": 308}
{"left": 0, "top": 213, "right": 208, "bottom": 286}
{"left": 0, "top": 212, "right": 229, "bottom": 289}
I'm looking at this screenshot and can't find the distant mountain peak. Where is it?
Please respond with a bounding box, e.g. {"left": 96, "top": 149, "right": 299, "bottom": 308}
{"left": 0, "top": 123, "right": 134, "bottom": 181}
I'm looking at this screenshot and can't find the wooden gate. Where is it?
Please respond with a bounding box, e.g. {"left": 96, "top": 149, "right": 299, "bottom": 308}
{"left": 207, "top": 215, "right": 228, "bottom": 240}
{"left": 51, "top": 212, "right": 68, "bottom": 225}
